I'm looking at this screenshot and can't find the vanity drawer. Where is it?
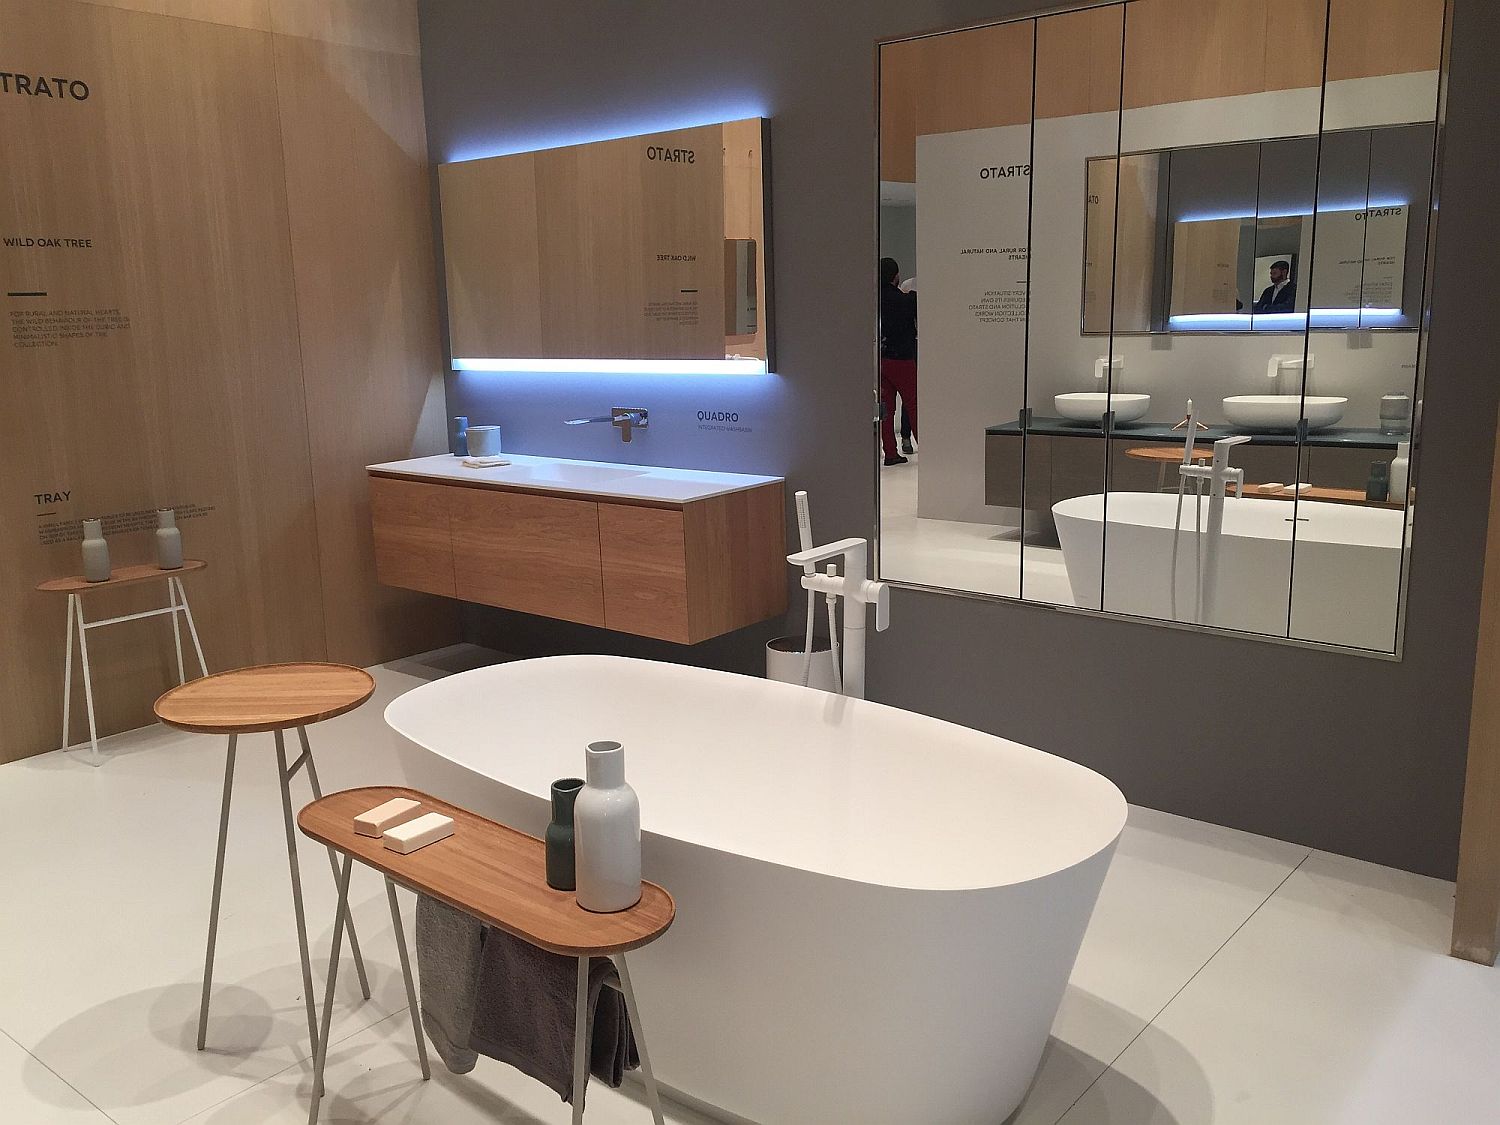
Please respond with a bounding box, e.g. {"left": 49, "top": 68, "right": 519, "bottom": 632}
{"left": 600, "top": 505, "right": 692, "bottom": 642}
{"left": 369, "top": 477, "right": 457, "bottom": 598}
{"left": 449, "top": 487, "right": 606, "bottom": 626}
{"left": 601, "top": 484, "right": 787, "bottom": 644}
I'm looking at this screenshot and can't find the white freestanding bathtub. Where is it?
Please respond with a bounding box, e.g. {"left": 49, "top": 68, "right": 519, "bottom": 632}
{"left": 1053, "top": 491, "right": 1404, "bottom": 650}
{"left": 388, "top": 655, "right": 1125, "bottom": 1124}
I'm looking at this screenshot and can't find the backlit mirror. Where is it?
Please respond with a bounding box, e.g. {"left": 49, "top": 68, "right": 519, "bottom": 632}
{"left": 877, "top": 0, "right": 1445, "bottom": 654}
{"left": 439, "top": 117, "right": 772, "bottom": 372}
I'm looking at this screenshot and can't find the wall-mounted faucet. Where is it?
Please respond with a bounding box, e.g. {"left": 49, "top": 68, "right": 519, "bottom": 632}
{"left": 1265, "top": 353, "right": 1313, "bottom": 395}
{"left": 564, "top": 407, "right": 650, "bottom": 443}
{"left": 1094, "top": 354, "right": 1124, "bottom": 388}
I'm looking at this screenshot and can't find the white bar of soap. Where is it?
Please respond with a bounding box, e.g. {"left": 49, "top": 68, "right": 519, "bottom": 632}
{"left": 355, "top": 797, "right": 424, "bottom": 838}
{"left": 382, "top": 812, "right": 455, "bottom": 854}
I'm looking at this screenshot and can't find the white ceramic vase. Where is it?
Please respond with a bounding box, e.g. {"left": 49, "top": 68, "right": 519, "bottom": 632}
{"left": 573, "top": 740, "right": 642, "bottom": 913}
{"left": 81, "top": 518, "right": 110, "bottom": 583}
{"left": 1389, "top": 440, "right": 1411, "bottom": 501}
{"left": 155, "top": 508, "right": 183, "bottom": 569}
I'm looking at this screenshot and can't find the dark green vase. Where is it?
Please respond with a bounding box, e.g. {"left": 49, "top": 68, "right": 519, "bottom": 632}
{"left": 546, "top": 777, "right": 584, "bottom": 890}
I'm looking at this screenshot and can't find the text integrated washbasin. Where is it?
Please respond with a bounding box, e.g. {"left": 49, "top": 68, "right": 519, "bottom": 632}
{"left": 1055, "top": 392, "right": 1151, "bottom": 424}
{"left": 1223, "top": 394, "right": 1347, "bottom": 431}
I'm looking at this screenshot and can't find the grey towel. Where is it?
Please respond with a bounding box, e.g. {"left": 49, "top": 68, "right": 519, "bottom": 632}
{"left": 414, "top": 897, "right": 483, "bottom": 1074}
{"left": 467, "top": 929, "right": 639, "bottom": 1106}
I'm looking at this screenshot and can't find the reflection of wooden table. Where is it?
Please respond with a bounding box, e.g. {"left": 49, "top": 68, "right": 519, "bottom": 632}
{"left": 1230, "top": 482, "right": 1405, "bottom": 509}
{"left": 1124, "top": 445, "right": 1213, "bottom": 491}
{"left": 37, "top": 558, "right": 208, "bottom": 764}
{"left": 299, "top": 786, "right": 675, "bottom": 1125}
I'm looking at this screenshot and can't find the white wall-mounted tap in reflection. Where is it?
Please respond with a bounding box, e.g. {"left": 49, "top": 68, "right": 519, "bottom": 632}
{"left": 1265, "top": 353, "right": 1314, "bottom": 395}
{"left": 1094, "top": 354, "right": 1124, "bottom": 389}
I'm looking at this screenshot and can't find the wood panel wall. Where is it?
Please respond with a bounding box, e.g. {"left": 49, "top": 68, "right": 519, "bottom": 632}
{"left": 722, "top": 117, "right": 768, "bottom": 360}
{"left": 0, "top": 0, "right": 451, "bottom": 764}
{"left": 1120, "top": 0, "right": 1327, "bottom": 110}
{"left": 1035, "top": 5, "right": 1124, "bottom": 121}
{"left": 879, "top": 21, "right": 1034, "bottom": 183}
{"left": 270, "top": 20, "right": 456, "bottom": 667}
{"left": 881, "top": 0, "right": 1448, "bottom": 183}
{"left": 1326, "top": 0, "right": 1446, "bottom": 83}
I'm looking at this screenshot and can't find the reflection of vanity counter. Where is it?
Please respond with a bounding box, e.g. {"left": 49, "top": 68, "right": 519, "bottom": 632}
{"left": 985, "top": 416, "right": 1403, "bottom": 448}
{"left": 984, "top": 417, "right": 1405, "bottom": 539}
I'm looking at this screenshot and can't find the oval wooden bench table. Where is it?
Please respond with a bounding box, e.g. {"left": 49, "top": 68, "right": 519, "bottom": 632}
{"left": 154, "top": 663, "right": 377, "bottom": 1061}
{"left": 299, "top": 785, "right": 675, "bottom": 1125}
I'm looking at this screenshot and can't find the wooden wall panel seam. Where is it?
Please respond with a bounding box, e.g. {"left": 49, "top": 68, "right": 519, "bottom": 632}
{"left": 264, "top": 27, "right": 329, "bottom": 664}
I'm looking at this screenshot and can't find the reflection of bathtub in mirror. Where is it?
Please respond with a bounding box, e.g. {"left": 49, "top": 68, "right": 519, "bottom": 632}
{"left": 1053, "top": 492, "right": 1402, "bottom": 650}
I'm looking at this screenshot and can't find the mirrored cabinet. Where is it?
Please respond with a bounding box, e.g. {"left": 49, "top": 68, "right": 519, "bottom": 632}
{"left": 877, "top": 0, "right": 1445, "bottom": 654}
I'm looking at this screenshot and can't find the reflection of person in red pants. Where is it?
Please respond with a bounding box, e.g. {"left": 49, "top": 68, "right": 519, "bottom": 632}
{"left": 879, "top": 257, "right": 917, "bottom": 465}
{"left": 880, "top": 358, "right": 917, "bottom": 464}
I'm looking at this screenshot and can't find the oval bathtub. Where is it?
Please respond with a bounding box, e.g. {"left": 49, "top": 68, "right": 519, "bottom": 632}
{"left": 388, "top": 654, "right": 1125, "bottom": 1124}
{"left": 1054, "top": 491, "right": 1404, "bottom": 649}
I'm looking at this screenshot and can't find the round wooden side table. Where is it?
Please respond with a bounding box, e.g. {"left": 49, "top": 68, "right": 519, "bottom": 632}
{"left": 1124, "top": 444, "right": 1214, "bottom": 491}
{"left": 154, "top": 662, "right": 377, "bottom": 1058}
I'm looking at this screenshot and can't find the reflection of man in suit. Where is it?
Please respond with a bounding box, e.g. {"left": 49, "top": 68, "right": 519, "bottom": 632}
{"left": 1253, "top": 260, "right": 1296, "bottom": 313}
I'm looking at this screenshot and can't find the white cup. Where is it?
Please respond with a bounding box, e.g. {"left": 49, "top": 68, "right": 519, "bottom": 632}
{"left": 467, "top": 426, "right": 502, "bottom": 456}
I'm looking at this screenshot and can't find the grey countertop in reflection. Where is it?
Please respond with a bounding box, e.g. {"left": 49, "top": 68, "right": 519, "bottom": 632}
{"left": 984, "top": 415, "right": 1404, "bottom": 448}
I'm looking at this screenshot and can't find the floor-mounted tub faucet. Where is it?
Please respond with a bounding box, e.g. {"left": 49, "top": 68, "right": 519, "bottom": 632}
{"left": 1178, "top": 434, "right": 1252, "bottom": 626}
{"left": 564, "top": 407, "right": 650, "bottom": 443}
{"left": 786, "top": 536, "right": 889, "bottom": 700}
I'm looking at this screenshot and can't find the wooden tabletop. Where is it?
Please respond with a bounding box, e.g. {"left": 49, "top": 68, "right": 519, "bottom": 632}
{"left": 1123, "top": 446, "right": 1213, "bottom": 464}
{"left": 37, "top": 558, "right": 207, "bottom": 593}
{"left": 300, "top": 787, "right": 674, "bottom": 957}
{"left": 1231, "top": 482, "right": 1406, "bottom": 509}
{"left": 153, "top": 662, "right": 375, "bottom": 733}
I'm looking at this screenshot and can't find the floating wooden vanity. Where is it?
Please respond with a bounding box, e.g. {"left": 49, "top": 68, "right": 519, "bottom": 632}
{"left": 368, "top": 455, "right": 787, "bottom": 644}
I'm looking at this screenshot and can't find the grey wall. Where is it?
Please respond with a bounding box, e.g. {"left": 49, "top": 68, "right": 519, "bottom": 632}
{"left": 416, "top": 0, "right": 1498, "bottom": 879}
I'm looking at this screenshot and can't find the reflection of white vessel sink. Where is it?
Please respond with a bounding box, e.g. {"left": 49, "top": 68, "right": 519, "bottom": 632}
{"left": 1055, "top": 392, "right": 1151, "bottom": 424}
{"left": 1223, "top": 395, "right": 1348, "bottom": 431}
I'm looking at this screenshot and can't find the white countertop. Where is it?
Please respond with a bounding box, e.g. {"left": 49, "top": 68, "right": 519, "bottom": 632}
{"left": 368, "top": 453, "right": 783, "bottom": 504}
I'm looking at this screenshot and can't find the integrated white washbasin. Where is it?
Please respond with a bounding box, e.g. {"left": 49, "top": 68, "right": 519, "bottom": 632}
{"left": 494, "top": 462, "right": 647, "bottom": 486}
{"left": 1223, "top": 394, "right": 1348, "bottom": 431}
{"left": 367, "top": 453, "right": 783, "bottom": 504}
{"left": 1055, "top": 392, "right": 1152, "bottom": 424}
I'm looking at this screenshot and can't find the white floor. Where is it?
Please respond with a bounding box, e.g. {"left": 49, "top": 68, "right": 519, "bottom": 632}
{"left": 3, "top": 650, "right": 1497, "bottom": 1124}
{"left": 877, "top": 452, "right": 1077, "bottom": 605}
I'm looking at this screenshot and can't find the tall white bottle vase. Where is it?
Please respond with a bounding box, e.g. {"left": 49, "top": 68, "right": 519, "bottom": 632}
{"left": 155, "top": 508, "right": 184, "bottom": 570}
{"left": 1389, "top": 440, "right": 1411, "bottom": 502}
{"left": 81, "top": 518, "right": 110, "bottom": 583}
{"left": 573, "top": 740, "right": 642, "bottom": 913}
